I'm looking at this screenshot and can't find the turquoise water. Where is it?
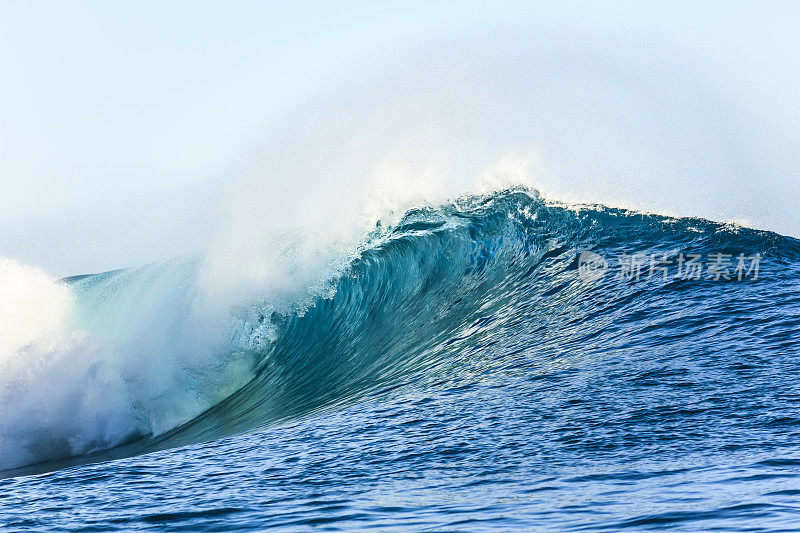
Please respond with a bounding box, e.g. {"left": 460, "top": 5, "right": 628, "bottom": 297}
{"left": 2, "top": 190, "right": 800, "bottom": 530}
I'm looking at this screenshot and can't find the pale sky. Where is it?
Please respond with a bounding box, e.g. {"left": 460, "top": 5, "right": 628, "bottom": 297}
{"left": 2, "top": 1, "right": 799, "bottom": 276}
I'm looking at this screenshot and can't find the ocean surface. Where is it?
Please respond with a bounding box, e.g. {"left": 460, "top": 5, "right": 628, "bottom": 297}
{"left": 2, "top": 189, "right": 800, "bottom": 531}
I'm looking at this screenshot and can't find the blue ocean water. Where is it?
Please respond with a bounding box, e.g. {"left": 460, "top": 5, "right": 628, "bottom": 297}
{"left": 2, "top": 189, "right": 800, "bottom": 531}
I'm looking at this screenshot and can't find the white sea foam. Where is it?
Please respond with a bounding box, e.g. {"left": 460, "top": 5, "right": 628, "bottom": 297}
{"left": 0, "top": 259, "right": 132, "bottom": 468}
{"left": 0, "top": 257, "right": 259, "bottom": 470}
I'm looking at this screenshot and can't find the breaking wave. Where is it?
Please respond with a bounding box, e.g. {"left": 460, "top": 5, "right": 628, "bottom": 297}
{"left": 2, "top": 188, "right": 799, "bottom": 475}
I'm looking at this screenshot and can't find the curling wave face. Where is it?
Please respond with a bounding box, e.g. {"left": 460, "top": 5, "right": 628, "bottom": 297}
{"left": 2, "top": 188, "right": 800, "bottom": 476}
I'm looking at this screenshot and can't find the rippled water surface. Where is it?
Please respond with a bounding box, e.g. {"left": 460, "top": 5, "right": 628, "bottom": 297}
{"left": 2, "top": 191, "right": 800, "bottom": 531}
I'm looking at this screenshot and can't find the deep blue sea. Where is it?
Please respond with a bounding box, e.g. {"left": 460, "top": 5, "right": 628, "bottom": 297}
{"left": 2, "top": 189, "right": 800, "bottom": 531}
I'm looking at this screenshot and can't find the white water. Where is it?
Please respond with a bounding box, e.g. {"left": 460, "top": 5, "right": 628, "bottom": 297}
{"left": 0, "top": 258, "right": 260, "bottom": 470}
{"left": 0, "top": 259, "right": 129, "bottom": 469}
